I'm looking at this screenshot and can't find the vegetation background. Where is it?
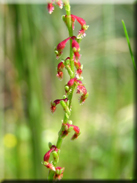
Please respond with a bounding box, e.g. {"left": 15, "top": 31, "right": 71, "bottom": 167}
{"left": 0, "top": 2, "right": 134, "bottom": 180}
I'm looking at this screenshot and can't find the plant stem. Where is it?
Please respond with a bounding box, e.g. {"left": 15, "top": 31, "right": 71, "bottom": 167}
{"left": 48, "top": 1, "right": 75, "bottom": 179}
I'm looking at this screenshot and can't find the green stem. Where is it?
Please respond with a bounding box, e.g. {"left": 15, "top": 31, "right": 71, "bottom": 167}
{"left": 48, "top": 1, "right": 75, "bottom": 179}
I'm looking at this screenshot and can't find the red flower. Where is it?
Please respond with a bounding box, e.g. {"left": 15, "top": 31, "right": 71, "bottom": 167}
{"left": 47, "top": 3, "right": 54, "bottom": 14}
{"left": 43, "top": 145, "right": 58, "bottom": 171}
{"left": 67, "top": 78, "right": 76, "bottom": 87}
{"left": 77, "top": 28, "right": 86, "bottom": 39}
{"left": 74, "top": 58, "right": 83, "bottom": 77}
{"left": 71, "top": 14, "right": 86, "bottom": 27}
{"left": 79, "top": 93, "right": 88, "bottom": 104}
{"left": 71, "top": 37, "right": 81, "bottom": 60}
{"left": 54, "top": 167, "right": 65, "bottom": 180}
{"left": 55, "top": 37, "right": 71, "bottom": 59}
{"left": 61, "top": 123, "right": 80, "bottom": 140}
{"left": 55, "top": 0, "right": 63, "bottom": 9}
{"left": 51, "top": 98, "right": 68, "bottom": 113}
{"left": 71, "top": 14, "right": 89, "bottom": 39}
{"left": 44, "top": 145, "right": 58, "bottom": 162}
{"left": 76, "top": 84, "right": 87, "bottom": 95}
{"left": 44, "top": 162, "right": 56, "bottom": 171}
{"left": 57, "top": 61, "right": 65, "bottom": 79}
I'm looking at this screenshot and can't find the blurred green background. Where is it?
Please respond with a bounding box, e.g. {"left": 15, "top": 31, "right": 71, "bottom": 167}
{"left": 0, "top": 2, "right": 134, "bottom": 180}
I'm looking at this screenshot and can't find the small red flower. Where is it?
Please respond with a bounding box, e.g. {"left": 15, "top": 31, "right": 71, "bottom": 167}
{"left": 76, "top": 84, "right": 87, "bottom": 95}
{"left": 61, "top": 123, "right": 80, "bottom": 140}
{"left": 71, "top": 14, "right": 86, "bottom": 29}
{"left": 51, "top": 98, "right": 68, "bottom": 113}
{"left": 77, "top": 28, "right": 86, "bottom": 39}
{"left": 44, "top": 145, "right": 58, "bottom": 162}
{"left": 79, "top": 94, "right": 88, "bottom": 104}
{"left": 57, "top": 61, "right": 65, "bottom": 79}
{"left": 71, "top": 14, "right": 89, "bottom": 39}
{"left": 47, "top": 3, "right": 54, "bottom": 14}
{"left": 55, "top": 0, "right": 63, "bottom": 9}
{"left": 54, "top": 167, "right": 65, "bottom": 180}
{"left": 71, "top": 37, "right": 81, "bottom": 60}
{"left": 76, "top": 68, "right": 82, "bottom": 77}
{"left": 43, "top": 145, "right": 58, "bottom": 171}
{"left": 55, "top": 37, "right": 71, "bottom": 59}
{"left": 74, "top": 58, "right": 83, "bottom": 77}
{"left": 71, "top": 133, "right": 80, "bottom": 140}
{"left": 67, "top": 78, "right": 75, "bottom": 87}
{"left": 44, "top": 162, "right": 56, "bottom": 171}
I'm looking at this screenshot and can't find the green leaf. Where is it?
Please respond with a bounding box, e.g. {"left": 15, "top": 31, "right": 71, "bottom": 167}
{"left": 122, "top": 20, "right": 137, "bottom": 73}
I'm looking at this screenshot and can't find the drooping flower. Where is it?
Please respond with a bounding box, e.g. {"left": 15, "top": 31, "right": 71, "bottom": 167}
{"left": 71, "top": 14, "right": 89, "bottom": 39}
{"left": 51, "top": 98, "right": 68, "bottom": 113}
{"left": 79, "top": 93, "right": 88, "bottom": 104}
{"left": 43, "top": 145, "right": 58, "bottom": 171}
{"left": 55, "top": 37, "right": 71, "bottom": 59}
{"left": 61, "top": 123, "right": 80, "bottom": 140}
{"left": 71, "top": 37, "right": 81, "bottom": 60}
{"left": 55, "top": 0, "right": 63, "bottom": 9}
{"left": 57, "top": 61, "right": 65, "bottom": 79}
{"left": 74, "top": 57, "right": 83, "bottom": 77}
{"left": 47, "top": 3, "right": 54, "bottom": 14}
{"left": 44, "top": 145, "right": 58, "bottom": 162}
{"left": 54, "top": 167, "right": 65, "bottom": 180}
{"left": 44, "top": 162, "right": 56, "bottom": 171}
{"left": 77, "top": 28, "right": 86, "bottom": 39}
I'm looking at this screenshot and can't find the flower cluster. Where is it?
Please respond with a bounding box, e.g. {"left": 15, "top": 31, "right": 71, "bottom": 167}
{"left": 44, "top": 1, "right": 89, "bottom": 180}
{"left": 43, "top": 145, "right": 65, "bottom": 180}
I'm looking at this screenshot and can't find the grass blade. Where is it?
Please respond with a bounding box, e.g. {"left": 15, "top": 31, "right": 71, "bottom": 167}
{"left": 122, "top": 20, "right": 137, "bottom": 73}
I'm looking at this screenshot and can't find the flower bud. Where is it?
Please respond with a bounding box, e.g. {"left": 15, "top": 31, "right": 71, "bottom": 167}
{"left": 52, "top": 151, "right": 59, "bottom": 163}
{"left": 48, "top": 142, "right": 52, "bottom": 149}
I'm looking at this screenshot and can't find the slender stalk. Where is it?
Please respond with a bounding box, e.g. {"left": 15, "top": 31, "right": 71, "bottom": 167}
{"left": 122, "top": 20, "right": 137, "bottom": 73}
{"left": 48, "top": 1, "right": 74, "bottom": 179}
{"left": 46, "top": 0, "right": 88, "bottom": 180}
